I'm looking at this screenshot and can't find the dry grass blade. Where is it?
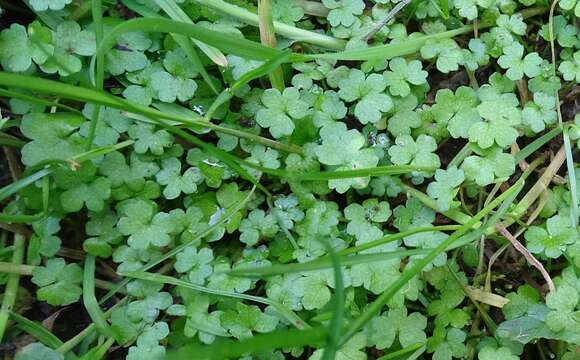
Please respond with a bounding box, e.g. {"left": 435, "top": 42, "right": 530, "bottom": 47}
{"left": 258, "top": 0, "right": 285, "bottom": 91}
{"left": 495, "top": 224, "right": 555, "bottom": 293}
{"left": 363, "top": 0, "right": 412, "bottom": 41}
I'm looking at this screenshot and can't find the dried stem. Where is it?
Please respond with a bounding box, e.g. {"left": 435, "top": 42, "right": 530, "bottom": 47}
{"left": 258, "top": 0, "right": 285, "bottom": 91}
{"left": 0, "top": 223, "right": 31, "bottom": 237}
{"left": 516, "top": 79, "right": 529, "bottom": 106}
{"left": 363, "top": 0, "right": 412, "bottom": 42}
{"left": 505, "top": 146, "right": 566, "bottom": 229}
{"left": 495, "top": 224, "right": 555, "bottom": 293}
{"left": 3, "top": 147, "right": 22, "bottom": 180}
{"left": 511, "top": 142, "right": 529, "bottom": 172}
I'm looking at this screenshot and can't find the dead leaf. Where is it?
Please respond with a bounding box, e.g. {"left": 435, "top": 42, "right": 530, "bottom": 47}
{"left": 465, "top": 286, "right": 510, "bottom": 308}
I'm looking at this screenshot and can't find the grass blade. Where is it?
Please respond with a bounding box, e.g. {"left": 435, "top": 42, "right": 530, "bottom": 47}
{"left": 400, "top": 183, "right": 475, "bottom": 225}
{"left": 0, "top": 167, "right": 52, "bottom": 203}
{"left": 258, "top": 0, "right": 285, "bottom": 91}
{"left": 0, "top": 140, "right": 133, "bottom": 204}
{"left": 341, "top": 225, "right": 462, "bottom": 255}
{"left": 0, "top": 141, "right": 133, "bottom": 224}
{"left": 378, "top": 343, "right": 426, "bottom": 360}
{"left": 562, "top": 126, "right": 578, "bottom": 228}
{"left": 82, "top": 255, "right": 113, "bottom": 337}
{"left": 228, "top": 248, "right": 429, "bottom": 277}
{"left": 514, "top": 126, "right": 561, "bottom": 163}
{"left": 167, "top": 327, "right": 327, "bottom": 360}
{"left": 232, "top": 50, "right": 292, "bottom": 93}
{"left": 0, "top": 132, "right": 26, "bottom": 148}
{"left": 548, "top": 0, "right": 577, "bottom": 228}
{"left": 121, "top": 271, "right": 310, "bottom": 330}
{"left": 319, "top": 242, "right": 344, "bottom": 360}
{"left": 159, "top": 122, "right": 269, "bottom": 195}
{"left": 434, "top": 0, "right": 450, "bottom": 19}
{"left": 0, "top": 234, "right": 25, "bottom": 341}
{"left": 78, "top": 337, "right": 114, "bottom": 360}
{"left": 206, "top": 50, "right": 293, "bottom": 119}
{"left": 563, "top": 126, "right": 578, "bottom": 229}
{"left": 10, "top": 312, "right": 64, "bottom": 349}
{"left": 85, "top": 0, "right": 104, "bottom": 150}
{"left": 22, "top": 0, "right": 62, "bottom": 29}
{"left": 0, "top": 88, "right": 82, "bottom": 114}
{"left": 98, "top": 18, "right": 280, "bottom": 62}
{"left": 250, "top": 206, "right": 511, "bottom": 279}
{"left": 310, "top": 26, "right": 471, "bottom": 61}
{"left": 0, "top": 72, "right": 301, "bottom": 154}
{"left": 120, "top": 0, "right": 218, "bottom": 94}
{"left": 190, "top": 0, "right": 345, "bottom": 50}
{"left": 250, "top": 164, "right": 436, "bottom": 181}
{"left": 153, "top": 0, "right": 228, "bottom": 67}
{"left": 0, "top": 213, "right": 46, "bottom": 223}
{"left": 119, "top": 0, "right": 217, "bottom": 93}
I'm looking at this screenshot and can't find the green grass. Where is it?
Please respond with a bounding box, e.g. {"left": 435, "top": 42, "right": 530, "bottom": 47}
{"left": 0, "top": 1, "right": 576, "bottom": 358}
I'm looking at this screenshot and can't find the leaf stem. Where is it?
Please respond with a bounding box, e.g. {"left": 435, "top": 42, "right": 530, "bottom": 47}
{"left": 448, "top": 142, "right": 472, "bottom": 168}
{"left": 400, "top": 183, "right": 475, "bottom": 225}
{"left": 0, "top": 261, "right": 34, "bottom": 275}
{"left": 56, "top": 297, "right": 128, "bottom": 354}
{"left": 0, "top": 261, "right": 126, "bottom": 294}
{"left": 83, "top": 255, "right": 114, "bottom": 337}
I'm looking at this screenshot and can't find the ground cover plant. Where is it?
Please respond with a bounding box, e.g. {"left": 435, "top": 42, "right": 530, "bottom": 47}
{"left": 0, "top": 0, "right": 578, "bottom": 359}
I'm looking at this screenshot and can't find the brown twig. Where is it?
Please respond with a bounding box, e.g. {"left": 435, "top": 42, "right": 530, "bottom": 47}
{"left": 3, "top": 147, "right": 22, "bottom": 181}
{"left": 516, "top": 79, "right": 529, "bottom": 106}
{"left": 495, "top": 224, "right": 555, "bottom": 293}
{"left": 511, "top": 142, "right": 529, "bottom": 172}
{"left": 0, "top": 223, "right": 31, "bottom": 237}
